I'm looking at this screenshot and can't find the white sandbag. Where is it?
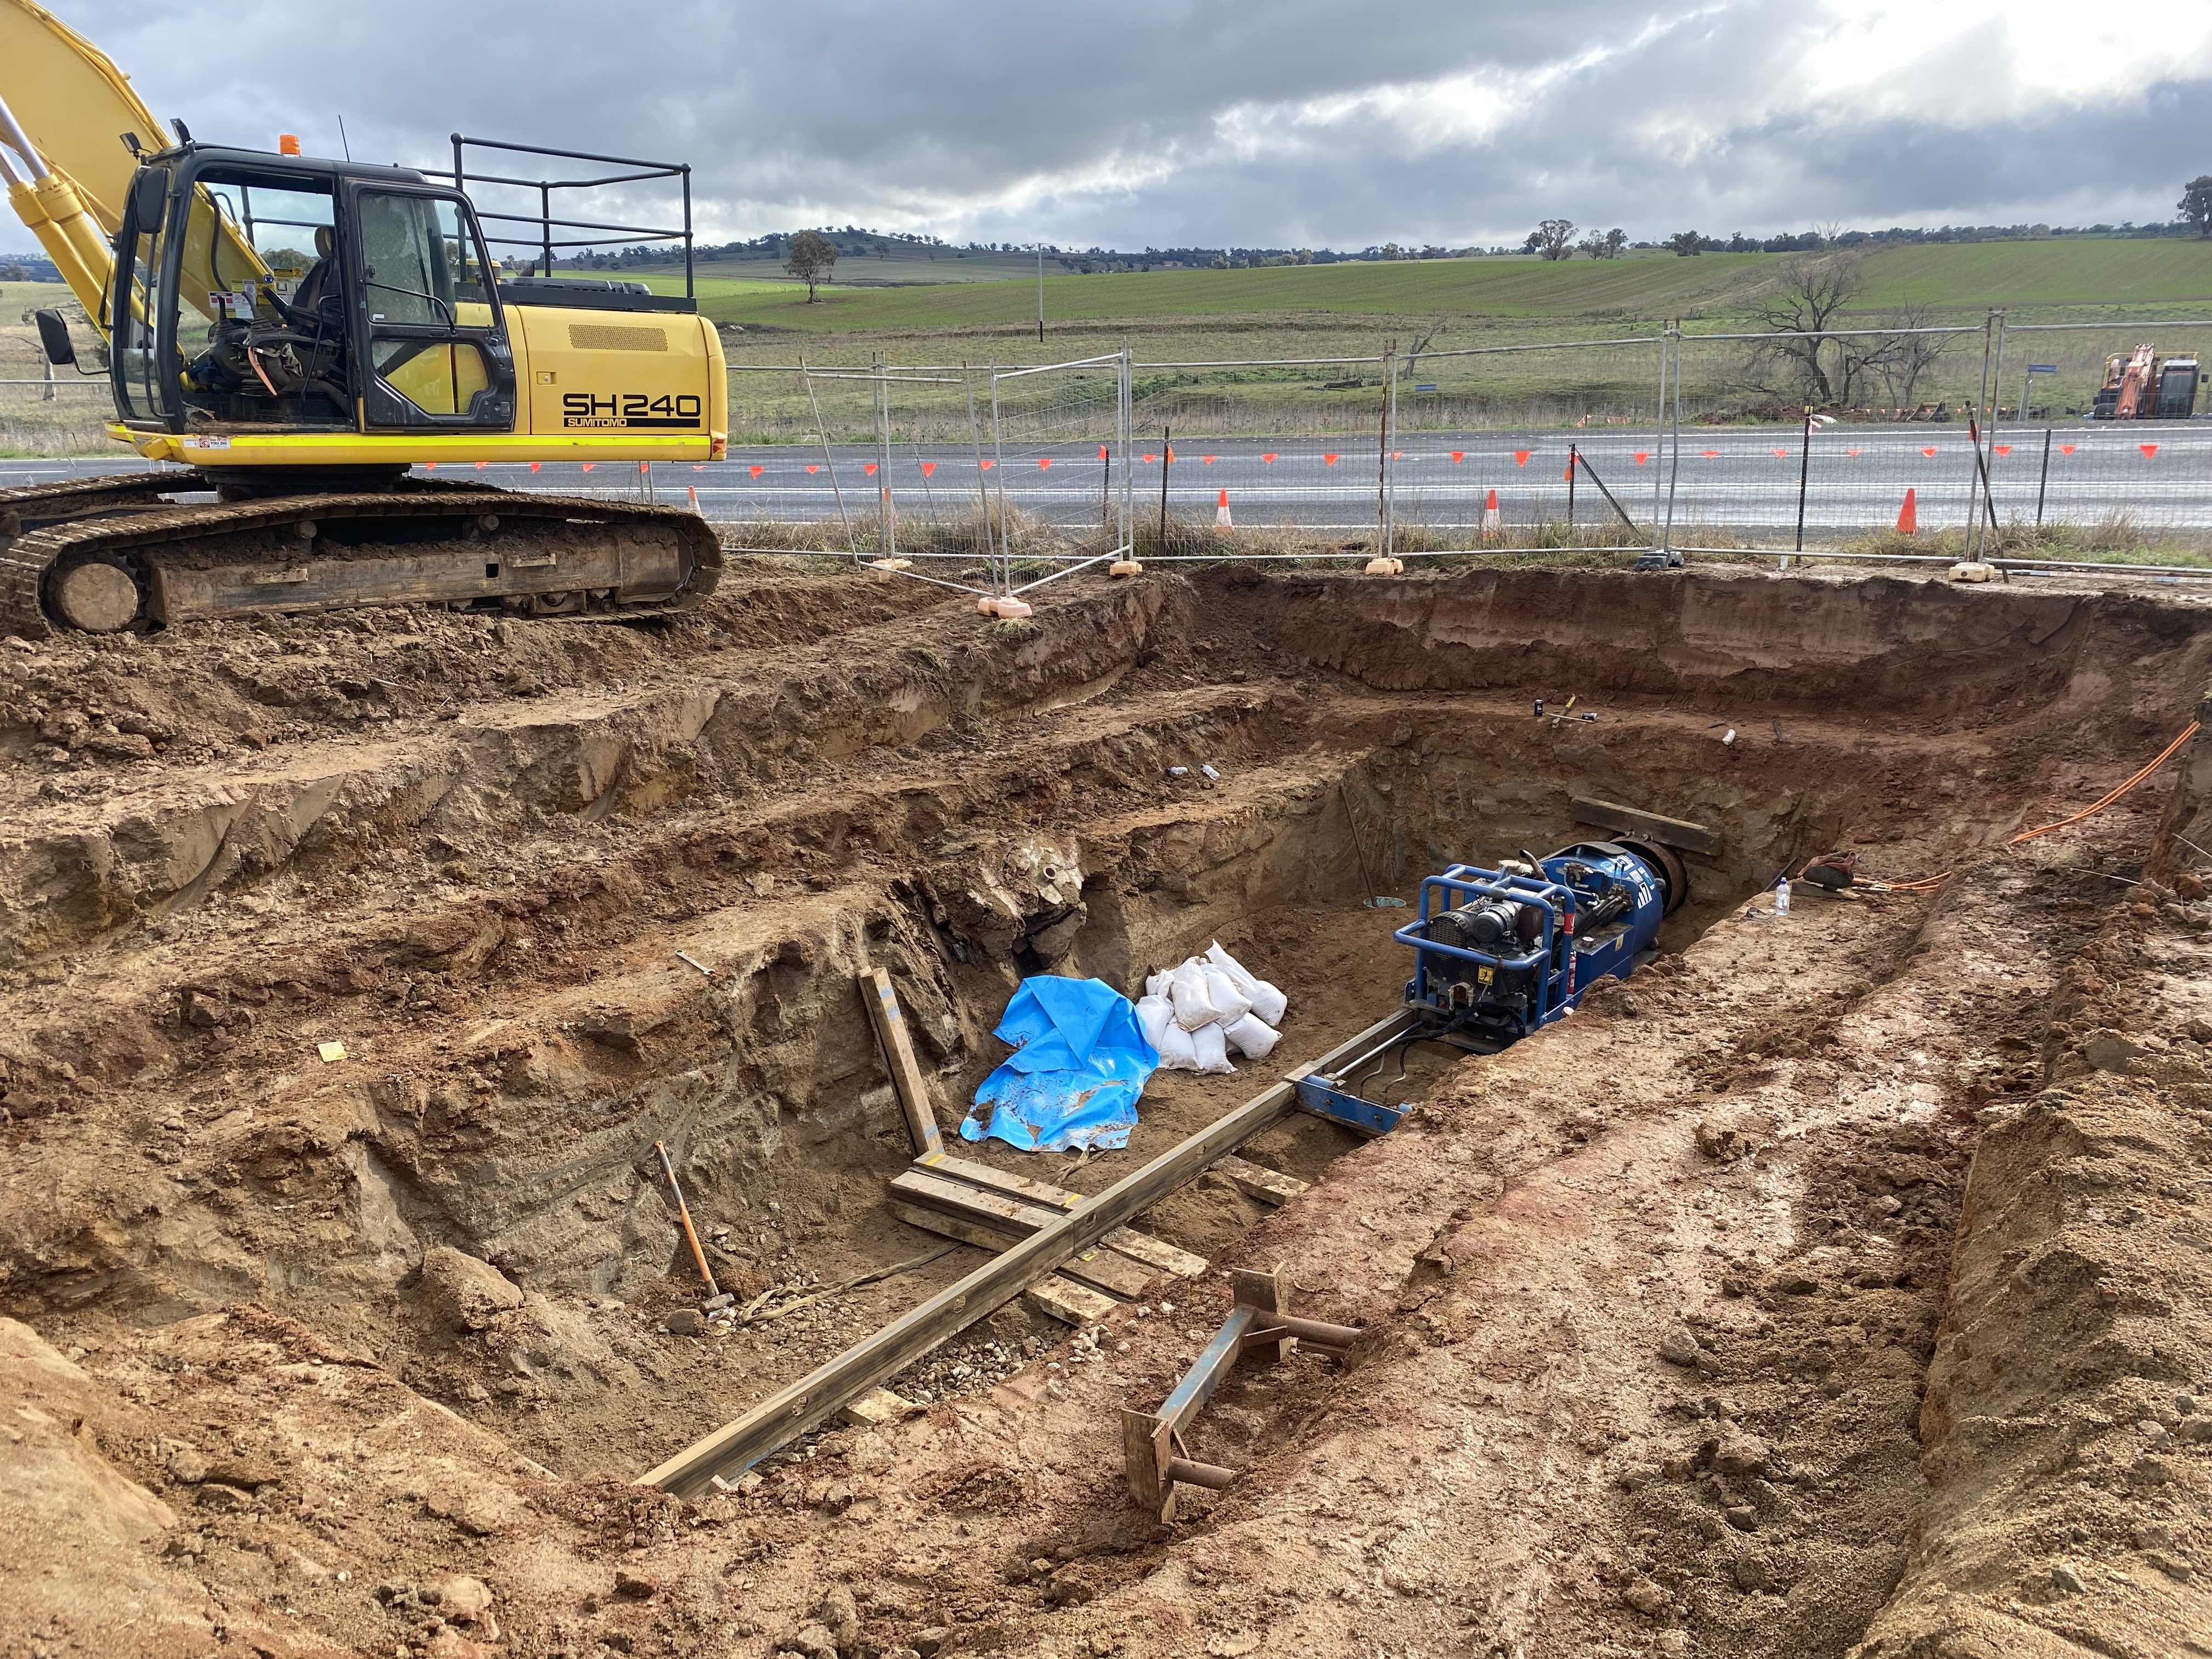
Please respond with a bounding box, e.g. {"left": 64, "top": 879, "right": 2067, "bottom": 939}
{"left": 1145, "top": 969, "right": 1173, "bottom": 1000}
{"left": 1204, "top": 940, "right": 1260, "bottom": 996}
{"left": 1136, "top": 994, "right": 1175, "bottom": 1053}
{"left": 1170, "top": 960, "right": 1220, "bottom": 1031}
{"left": 1222, "top": 1011, "right": 1280, "bottom": 1059}
{"left": 1189, "top": 1020, "right": 1236, "bottom": 1074}
{"left": 1206, "top": 940, "right": 1289, "bottom": 1026}
{"left": 1156, "top": 1021, "right": 1199, "bottom": 1072}
{"left": 1200, "top": 967, "right": 1254, "bottom": 1026}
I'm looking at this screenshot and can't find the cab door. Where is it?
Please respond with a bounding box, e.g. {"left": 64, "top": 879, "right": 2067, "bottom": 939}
{"left": 345, "top": 185, "right": 516, "bottom": 430}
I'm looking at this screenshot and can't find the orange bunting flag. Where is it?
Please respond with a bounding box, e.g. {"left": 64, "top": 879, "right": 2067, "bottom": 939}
{"left": 2141, "top": 443, "right": 2160, "bottom": 459}
{"left": 2060, "top": 444, "right": 2076, "bottom": 455}
{"left": 1450, "top": 451, "right": 1465, "bottom": 463}
{"left": 1141, "top": 455, "right": 1154, "bottom": 464}
{"left": 1895, "top": 487, "right": 1917, "bottom": 535}
{"left": 920, "top": 461, "right": 936, "bottom": 477}
{"left": 750, "top": 465, "right": 764, "bottom": 478}
{"left": 1203, "top": 455, "right": 1217, "bottom": 465}
{"left": 1098, "top": 445, "right": 1108, "bottom": 459}
{"left": 1322, "top": 454, "right": 1339, "bottom": 466}
{"left": 805, "top": 465, "right": 820, "bottom": 474}
{"left": 529, "top": 461, "right": 542, "bottom": 473}
{"left": 1038, "top": 458, "right": 1052, "bottom": 469}
{"left": 424, "top": 461, "right": 437, "bottom": 470}
{"left": 639, "top": 461, "right": 650, "bottom": 474}
{"left": 1993, "top": 445, "right": 2012, "bottom": 457}
{"left": 1702, "top": 449, "right": 1720, "bottom": 458}
{"left": 578, "top": 462, "right": 592, "bottom": 472}
{"left": 1920, "top": 447, "right": 1937, "bottom": 458}
{"left": 1513, "top": 450, "right": 1531, "bottom": 466}
{"left": 864, "top": 462, "right": 877, "bottom": 476}
{"left": 1392, "top": 450, "right": 1402, "bottom": 461}
{"left": 1846, "top": 448, "right": 1861, "bottom": 458}
{"left": 1633, "top": 452, "right": 1649, "bottom": 465}
{"left": 1262, "top": 453, "right": 1278, "bottom": 464}
{"left": 1771, "top": 448, "right": 1787, "bottom": 458}
{"left": 475, "top": 461, "right": 488, "bottom": 470}
{"left": 981, "top": 459, "right": 996, "bottom": 470}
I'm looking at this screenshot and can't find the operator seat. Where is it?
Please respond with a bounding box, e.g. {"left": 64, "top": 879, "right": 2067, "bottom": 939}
{"left": 290, "top": 225, "right": 338, "bottom": 319}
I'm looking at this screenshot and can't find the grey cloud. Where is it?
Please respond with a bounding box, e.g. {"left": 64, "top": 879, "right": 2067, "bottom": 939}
{"left": 44, "top": 1, "right": 2212, "bottom": 249}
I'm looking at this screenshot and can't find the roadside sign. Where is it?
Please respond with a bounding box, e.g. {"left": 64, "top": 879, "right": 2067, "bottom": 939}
{"left": 1413, "top": 383, "right": 1438, "bottom": 393}
{"left": 2027, "top": 364, "right": 2058, "bottom": 374}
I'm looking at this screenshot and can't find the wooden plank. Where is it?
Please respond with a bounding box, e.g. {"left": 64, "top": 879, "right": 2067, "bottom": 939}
{"left": 1569, "top": 794, "right": 1720, "bottom": 857}
{"left": 915, "top": 1151, "right": 1206, "bottom": 1278}
{"left": 1210, "top": 1154, "right": 1309, "bottom": 1206}
{"left": 1097, "top": 1227, "right": 1206, "bottom": 1281}
{"left": 1024, "top": 1277, "right": 1118, "bottom": 1326}
{"left": 636, "top": 1005, "right": 1421, "bottom": 1497}
{"left": 885, "top": 1203, "right": 1149, "bottom": 1300}
{"left": 891, "top": 1170, "right": 1160, "bottom": 1296}
{"left": 859, "top": 968, "right": 944, "bottom": 1156}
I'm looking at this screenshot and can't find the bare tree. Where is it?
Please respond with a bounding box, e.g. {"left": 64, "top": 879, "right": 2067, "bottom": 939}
{"left": 1741, "top": 253, "right": 1865, "bottom": 405}
{"left": 1532, "top": 219, "right": 1577, "bottom": 261}
{"left": 1578, "top": 227, "right": 1628, "bottom": 259}
{"left": 1866, "top": 304, "right": 1952, "bottom": 410}
{"left": 784, "top": 230, "right": 838, "bottom": 301}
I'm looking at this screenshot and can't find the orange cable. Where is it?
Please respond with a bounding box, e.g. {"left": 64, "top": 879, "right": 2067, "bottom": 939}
{"left": 1861, "top": 719, "right": 2201, "bottom": 894}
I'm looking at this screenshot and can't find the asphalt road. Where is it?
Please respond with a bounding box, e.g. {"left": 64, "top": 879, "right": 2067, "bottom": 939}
{"left": 6, "top": 422, "right": 2208, "bottom": 543}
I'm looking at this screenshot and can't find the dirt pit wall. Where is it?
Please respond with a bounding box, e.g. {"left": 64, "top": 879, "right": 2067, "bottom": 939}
{"left": 1, "top": 560, "right": 2209, "bottom": 1658}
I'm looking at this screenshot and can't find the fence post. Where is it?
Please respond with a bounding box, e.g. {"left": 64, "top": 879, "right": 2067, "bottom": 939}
{"left": 1158, "top": 424, "right": 1172, "bottom": 552}
{"left": 1792, "top": 403, "right": 1812, "bottom": 561}
{"left": 1384, "top": 349, "right": 1401, "bottom": 561}
{"left": 1661, "top": 323, "right": 1684, "bottom": 561}
{"left": 963, "top": 363, "right": 992, "bottom": 573}
{"left": 1648, "top": 327, "right": 1669, "bottom": 556}
{"left": 1377, "top": 344, "right": 1395, "bottom": 560}
{"left": 800, "top": 358, "right": 857, "bottom": 560}
{"left": 1566, "top": 443, "right": 1577, "bottom": 536}
{"left": 990, "top": 363, "right": 1011, "bottom": 594}
{"left": 2035, "top": 425, "right": 2052, "bottom": 528}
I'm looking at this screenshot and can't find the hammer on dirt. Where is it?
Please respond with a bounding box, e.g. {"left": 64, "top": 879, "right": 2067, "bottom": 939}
{"left": 653, "top": 1140, "right": 721, "bottom": 1300}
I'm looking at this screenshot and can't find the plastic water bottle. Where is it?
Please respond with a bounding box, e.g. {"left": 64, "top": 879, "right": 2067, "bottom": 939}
{"left": 1774, "top": 874, "right": 1791, "bottom": 916}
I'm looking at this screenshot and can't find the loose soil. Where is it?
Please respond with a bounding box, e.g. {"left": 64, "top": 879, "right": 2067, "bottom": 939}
{"left": 3, "top": 555, "right": 2211, "bottom": 1659}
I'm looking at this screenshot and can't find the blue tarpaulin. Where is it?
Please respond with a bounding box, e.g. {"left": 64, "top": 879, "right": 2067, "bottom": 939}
{"left": 961, "top": 975, "right": 1159, "bottom": 1153}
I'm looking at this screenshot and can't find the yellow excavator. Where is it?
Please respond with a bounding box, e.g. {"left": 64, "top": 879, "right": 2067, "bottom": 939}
{"left": 0, "top": 0, "right": 724, "bottom": 636}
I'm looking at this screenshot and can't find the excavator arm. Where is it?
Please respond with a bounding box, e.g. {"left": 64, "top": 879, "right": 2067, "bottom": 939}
{"left": 0, "top": 0, "right": 263, "bottom": 340}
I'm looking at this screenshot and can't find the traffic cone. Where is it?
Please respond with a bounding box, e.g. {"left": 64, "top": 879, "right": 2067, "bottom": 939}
{"left": 1215, "top": 488, "right": 1233, "bottom": 531}
{"left": 687, "top": 485, "right": 701, "bottom": 514}
{"left": 1895, "top": 487, "right": 1917, "bottom": 535}
{"left": 1482, "top": 488, "right": 1502, "bottom": 540}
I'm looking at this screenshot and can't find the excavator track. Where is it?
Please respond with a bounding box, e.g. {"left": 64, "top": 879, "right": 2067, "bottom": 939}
{"left": 0, "top": 476, "right": 723, "bottom": 637}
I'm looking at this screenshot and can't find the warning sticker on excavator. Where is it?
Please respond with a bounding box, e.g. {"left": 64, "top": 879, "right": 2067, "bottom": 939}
{"left": 1477, "top": 966, "right": 1494, "bottom": 984}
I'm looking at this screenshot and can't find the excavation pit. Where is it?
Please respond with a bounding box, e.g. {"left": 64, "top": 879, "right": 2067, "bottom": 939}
{"left": 2, "top": 560, "right": 2209, "bottom": 1657}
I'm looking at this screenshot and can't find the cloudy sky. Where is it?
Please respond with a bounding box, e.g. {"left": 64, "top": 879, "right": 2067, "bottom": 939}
{"left": 49, "top": 0, "right": 2212, "bottom": 250}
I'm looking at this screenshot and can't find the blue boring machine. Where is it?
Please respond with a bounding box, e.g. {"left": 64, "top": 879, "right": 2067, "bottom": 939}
{"left": 1295, "top": 837, "right": 1686, "bottom": 1135}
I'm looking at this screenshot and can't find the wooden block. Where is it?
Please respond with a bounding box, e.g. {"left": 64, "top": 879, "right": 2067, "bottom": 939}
{"left": 915, "top": 1149, "right": 1081, "bottom": 1210}
{"left": 1231, "top": 1266, "right": 1291, "bottom": 1367}
{"left": 860, "top": 969, "right": 944, "bottom": 1156}
{"left": 915, "top": 1153, "right": 1206, "bottom": 1278}
{"left": 1570, "top": 794, "right": 1720, "bottom": 857}
{"left": 837, "top": 1387, "right": 919, "bottom": 1427}
{"left": 885, "top": 1203, "right": 1146, "bottom": 1300}
{"left": 1025, "top": 1276, "right": 1118, "bottom": 1326}
{"left": 1210, "top": 1154, "right": 1309, "bottom": 1206}
{"left": 1098, "top": 1227, "right": 1207, "bottom": 1280}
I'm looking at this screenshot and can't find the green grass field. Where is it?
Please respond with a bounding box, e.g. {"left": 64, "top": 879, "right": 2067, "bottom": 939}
{"left": 645, "top": 239, "right": 2212, "bottom": 337}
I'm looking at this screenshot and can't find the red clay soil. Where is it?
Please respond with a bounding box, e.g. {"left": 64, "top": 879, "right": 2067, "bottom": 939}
{"left": 2, "top": 558, "right": 2210, "bottom": 1659}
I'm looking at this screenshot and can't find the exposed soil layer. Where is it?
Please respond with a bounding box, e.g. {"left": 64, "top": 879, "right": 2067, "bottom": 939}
{"left": 3, "top": 559, "right": 2210, "bottom": 1659}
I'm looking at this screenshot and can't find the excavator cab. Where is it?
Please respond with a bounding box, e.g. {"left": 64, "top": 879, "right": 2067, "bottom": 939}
{"left": 109, "top": 145, "right": 516, "bottom": 443}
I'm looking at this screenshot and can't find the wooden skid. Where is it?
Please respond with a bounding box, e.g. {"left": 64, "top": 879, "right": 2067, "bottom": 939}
{"left": 913, "top": 1151, "right": 1207, "bottom": 1278}
{"left": 636, "top": 1006, "right": 1420, "bottom": 1497}
{"left": 1569, "top": 794, "right": 1720, "bottom": 856}
{"left": 1025, "top": 1277, "right": 1119, "bottom": 1326}
{"left": 885, "top": 1202, "right": 1150, "bottom": 1300}
{"left": 859, "top": 969, "right": 944, "bottom": 1156}
{"left": 1210, "top": 1153, "right": 1310, "bottom": 1205}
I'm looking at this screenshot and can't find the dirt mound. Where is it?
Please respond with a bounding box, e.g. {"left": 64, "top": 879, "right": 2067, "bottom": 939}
{"left": 2, "top": 559, "right": 2209, "bottom": 1657}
